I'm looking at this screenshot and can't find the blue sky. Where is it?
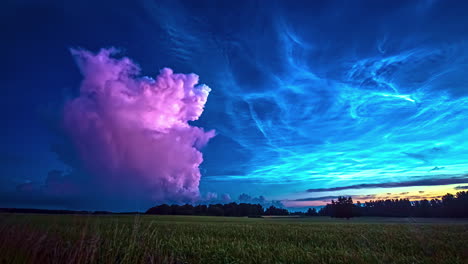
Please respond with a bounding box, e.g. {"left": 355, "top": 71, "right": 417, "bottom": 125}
{"left": 1, "top": 0, "right": 467, "bottom": 211}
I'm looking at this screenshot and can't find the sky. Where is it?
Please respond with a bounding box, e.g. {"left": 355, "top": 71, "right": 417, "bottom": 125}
{"left": 1, "top": 0, "right": 468, "bottom": 211}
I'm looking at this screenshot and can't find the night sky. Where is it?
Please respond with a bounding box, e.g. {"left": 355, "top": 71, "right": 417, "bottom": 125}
{"left": 1, "top": 0, "right": 468, "bottom": 211}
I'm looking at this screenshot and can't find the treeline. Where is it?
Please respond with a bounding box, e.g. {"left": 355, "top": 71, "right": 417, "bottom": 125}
{"left": 5, "top": 191, "right": 466, "bottom": 218}
{"left": 319, "top": 191, "right": 468, "bottom": 218}
{"left": 145, "top": 203, "right": 314, "bottom": 217}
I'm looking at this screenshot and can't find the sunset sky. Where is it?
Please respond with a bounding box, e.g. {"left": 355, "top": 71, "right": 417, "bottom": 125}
{"left": 1, "top": 0, "right": 467, "bottom": 211}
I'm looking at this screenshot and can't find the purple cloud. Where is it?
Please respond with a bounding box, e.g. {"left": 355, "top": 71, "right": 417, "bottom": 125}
{"left": 63, "top": 48, "right": 214, "bottom": 203}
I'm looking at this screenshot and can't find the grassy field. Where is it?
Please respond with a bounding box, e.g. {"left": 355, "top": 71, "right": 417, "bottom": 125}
{"left": 0, "top": 214, "right": 467, "bottom": 264}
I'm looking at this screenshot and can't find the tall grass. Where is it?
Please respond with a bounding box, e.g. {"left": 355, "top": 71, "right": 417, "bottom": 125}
{"left": 0, "top": 214, "right": 467, "bottom": 263}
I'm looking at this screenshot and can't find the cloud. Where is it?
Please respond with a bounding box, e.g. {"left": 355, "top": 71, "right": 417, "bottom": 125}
{"left": 199, "top": 192, "right": 232, "bottom": 204}
{"left": 402, "top": 152, "right": 429, "bottom": 163}
{"left": 306, "top": 176, "right": 468, "bottom": 192}
{"left": 205, "top": 192, "right": 218, "bottom": 200}
{"left": 57, "top": 48, "right": 214, "bottom": 206}
{"left": 454, "top": 185, "right": 468, "bottom": 190}
{"left": 221, "top": 193, "right": 231, "bottom": 201}
{"left": 284, "top": 194, "right": 379, "bottom": 208}
{"left": 286, "top": 193, "right": 444, "bottom": 208}
{"left": 430, "top": 166, "right": 444, "bottom": 171}
{"left": 237, "top": 193, "right": 284, "bottom": 208}
{"left": 293, "top": 196, "right": 341, "bottom": 202}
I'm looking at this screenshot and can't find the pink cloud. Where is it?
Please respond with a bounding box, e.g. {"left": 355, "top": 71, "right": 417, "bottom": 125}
{"left": 64, "top": 48, "right": 214, "bottom": 203}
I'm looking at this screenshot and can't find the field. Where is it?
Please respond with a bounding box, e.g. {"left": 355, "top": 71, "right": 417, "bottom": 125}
{"left": 1, "top": 214, "right": 467, "bottom": 264}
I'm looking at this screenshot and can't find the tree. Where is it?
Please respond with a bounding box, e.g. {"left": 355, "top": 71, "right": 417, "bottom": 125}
{"left": 306, "top": 208, "right": 318, "bottom": 216}
{"left": 318, "top": 192, "right": 468, "bottom": 218}
{"left": 145, "top": 204, "right": 171, "bottom": 215}
{"left": 264, "top": 206, "right": 289, "bottom": 215}
{"left": 207, "top": 204, "right": 224, "bottom": 216}
{"left": 333, "top": 197, "right": 354, "bottom": 219}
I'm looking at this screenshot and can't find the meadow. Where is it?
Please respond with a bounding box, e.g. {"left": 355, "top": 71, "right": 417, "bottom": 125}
{"left": 0, "top": 214, "right": 467, "bottom": 264}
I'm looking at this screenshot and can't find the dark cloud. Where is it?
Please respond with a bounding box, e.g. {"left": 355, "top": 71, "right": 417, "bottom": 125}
{"left": 454, "top": 185, "right": 468, "bottom": 190}
{"left": 238, "top": 193, "right": 266, "bottom": 204}
{"left": 306, "top": 175, "right": 468, "bottom": 192}
{"left": 403, "top": 147, "right": 449, "bottom": 165}
{"left": 402, "top": 152, "right": 429, "bottom": 163}
{"left": 6, "top": 169, "right": 158, "bottom": 211}
{"left": 294, "top": 196, "right": 341, "bottom": 202}
{"left": 294, "top": 194, "right": 388, "bottom": 202}
{"left": 419, "top": 191, "right": 425, "bottom": 194}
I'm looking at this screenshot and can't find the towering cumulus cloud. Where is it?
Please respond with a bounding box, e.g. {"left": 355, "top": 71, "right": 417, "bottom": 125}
{"left": 64, "top": 48, "right": 214, "bottom": 204}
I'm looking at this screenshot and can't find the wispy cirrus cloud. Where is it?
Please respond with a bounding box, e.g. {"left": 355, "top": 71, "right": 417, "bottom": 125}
{"left": 306, "top": 175, "right": 468, "bottom": 192}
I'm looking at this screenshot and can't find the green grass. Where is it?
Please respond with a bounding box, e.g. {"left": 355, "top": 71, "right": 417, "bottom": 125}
{"left": 1, "top": 214, "right": 467, "bottom": 264}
